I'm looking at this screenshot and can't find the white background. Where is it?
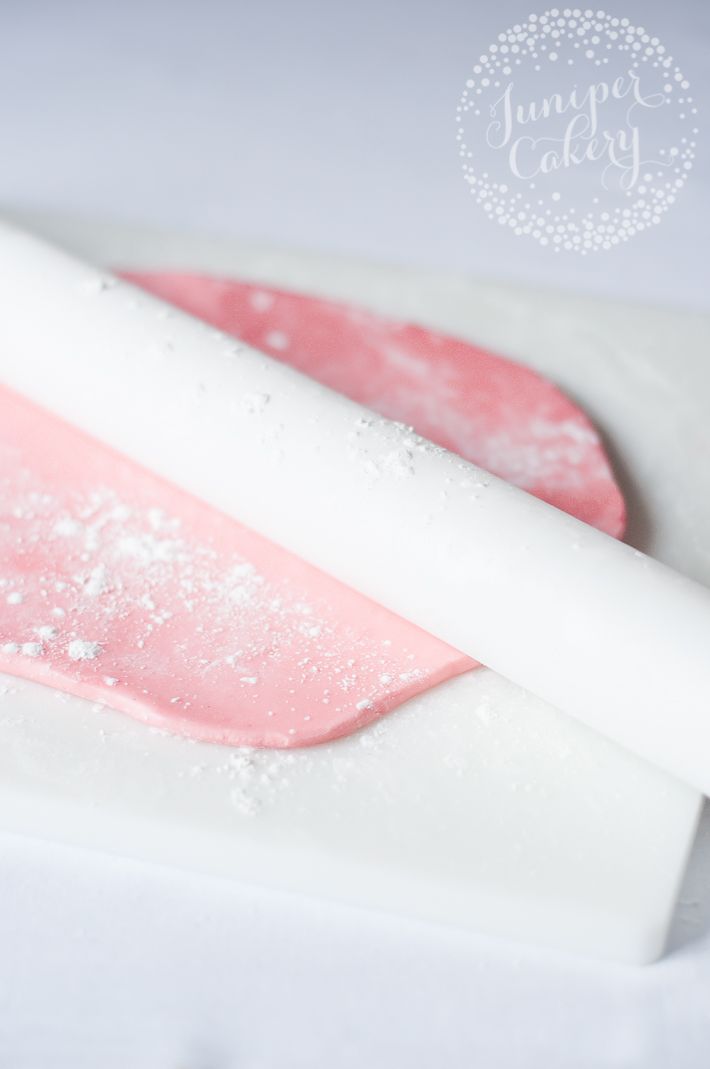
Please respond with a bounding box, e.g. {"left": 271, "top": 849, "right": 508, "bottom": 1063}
{"left": 0, "top": 0, "right": 708, "bottom": 310}
{"left": 1, "top": 1, "right": 710, "bottom": 1066}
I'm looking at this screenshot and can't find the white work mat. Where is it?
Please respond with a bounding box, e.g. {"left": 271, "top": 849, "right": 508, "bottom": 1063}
{"left": 0, "top": 212, "right": 706, "bottom": 963}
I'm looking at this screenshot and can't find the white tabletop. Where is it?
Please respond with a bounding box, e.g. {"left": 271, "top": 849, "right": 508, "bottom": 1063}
{"left": 1, "top": 1, "right": 710, "bottom": 1065}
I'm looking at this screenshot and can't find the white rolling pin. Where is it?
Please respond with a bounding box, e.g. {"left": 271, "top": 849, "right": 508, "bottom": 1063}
{"left": 0, "top": 222, "right": 709, "bottom": 793}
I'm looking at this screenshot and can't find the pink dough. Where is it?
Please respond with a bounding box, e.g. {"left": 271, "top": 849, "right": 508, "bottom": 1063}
{"left": 0, "top": 274, "right": 625, "bottom": 747}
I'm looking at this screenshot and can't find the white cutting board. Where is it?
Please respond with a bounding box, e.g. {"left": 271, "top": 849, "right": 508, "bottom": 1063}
{"left": 0, "top": 211, "right": 706, "bottom": 964}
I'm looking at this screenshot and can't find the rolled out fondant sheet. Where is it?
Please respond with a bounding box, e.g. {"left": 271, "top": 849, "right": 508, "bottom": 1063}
{"left": 0, "top": 223, "right": 709, "bottom": 793}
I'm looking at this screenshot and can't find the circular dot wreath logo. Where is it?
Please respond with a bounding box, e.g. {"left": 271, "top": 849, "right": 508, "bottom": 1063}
{"left": 456, "top": 9, "right": 697, "bottom": 253}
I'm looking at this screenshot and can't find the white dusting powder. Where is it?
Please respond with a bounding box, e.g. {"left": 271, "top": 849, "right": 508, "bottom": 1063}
{"left": 249, "top": 290, "right": 275, "bottom": 313}
{"left": 349, "top": 418, "right": 444, "bottom": 483}
{"left": 264, "top": 330, "right": 289, "bottom": 351}
{"left": 242, "top": 392, "right": 270, "bottom": 415}
{"left": 68, "top": 640, "right": 102, "bottom": 662}
{"left": 116, "top": 531, "right": 185, "bottom": 565}
{"left": 52, "top": 517, "right": 82, "bottom": 538}
{"left": 0, "top": 479, "right": 431, "bottom": 746}
{"left": 83, "top": 564, "right": 109, "bottom": 598}
{"left": 6, "top": 592, "right": 23, "bottom": 605}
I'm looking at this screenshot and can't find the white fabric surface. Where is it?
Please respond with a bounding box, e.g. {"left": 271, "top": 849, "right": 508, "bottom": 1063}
{"left": 1, "top": 1, "right": 710, "bottom": 1065}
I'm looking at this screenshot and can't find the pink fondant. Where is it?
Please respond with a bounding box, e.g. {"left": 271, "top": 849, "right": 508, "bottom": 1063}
{"left": 0, "top": 274, "right": 625, "bottom": 747}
